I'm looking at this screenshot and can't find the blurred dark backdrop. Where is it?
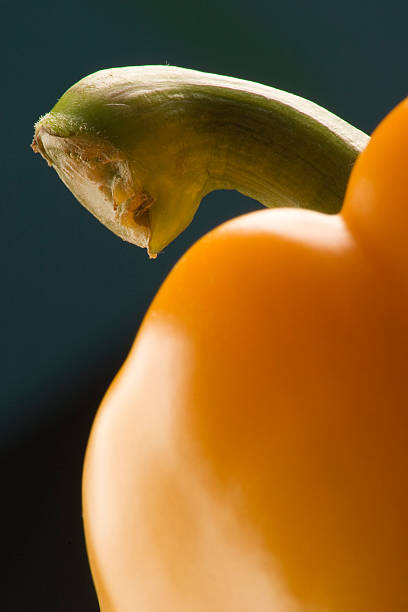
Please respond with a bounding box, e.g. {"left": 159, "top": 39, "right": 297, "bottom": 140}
{"left": 2, "top": 0, "right": 407, "bottom": 609}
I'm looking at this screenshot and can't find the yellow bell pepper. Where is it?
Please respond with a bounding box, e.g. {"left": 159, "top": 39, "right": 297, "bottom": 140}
{"left": 33, "top": 67, "right": 408, "bottom": 611}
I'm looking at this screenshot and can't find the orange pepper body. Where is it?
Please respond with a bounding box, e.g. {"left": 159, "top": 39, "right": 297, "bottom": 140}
{"left": 83, "top": 101, "right": 408, "bottom": 611}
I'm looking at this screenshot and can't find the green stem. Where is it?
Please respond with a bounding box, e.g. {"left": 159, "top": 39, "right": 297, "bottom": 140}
{"left": 32, "top": 66, "right": 368, "bottom": 256}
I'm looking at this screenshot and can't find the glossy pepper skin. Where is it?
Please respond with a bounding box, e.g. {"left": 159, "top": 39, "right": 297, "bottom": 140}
{"left": 83, "top": 100, "right": 408, "bottom": 611}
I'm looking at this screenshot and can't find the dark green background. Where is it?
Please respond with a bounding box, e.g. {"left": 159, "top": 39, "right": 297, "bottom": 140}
{"left": 2, "top": 0, "right": 407, "bottom": 609}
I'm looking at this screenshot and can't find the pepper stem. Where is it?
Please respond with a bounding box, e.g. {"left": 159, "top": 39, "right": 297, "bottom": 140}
{"left": 32, "top": 66, "right": 369, "bottom": 255}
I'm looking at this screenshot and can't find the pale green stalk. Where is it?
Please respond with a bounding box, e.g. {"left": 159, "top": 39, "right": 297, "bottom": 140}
{"left": 32, "top": 66, "right": 368, "bottom": 256}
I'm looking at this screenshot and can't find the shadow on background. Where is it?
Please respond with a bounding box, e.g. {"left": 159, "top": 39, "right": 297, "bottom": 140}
{"left": 2, "top": 0, "right": 408, "bottom": 608}
{"left": 3, "top": 336, "right": 131, "bottom": 611}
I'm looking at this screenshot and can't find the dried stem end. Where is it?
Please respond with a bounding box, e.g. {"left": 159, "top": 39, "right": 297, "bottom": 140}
{"left": 32, "top": 115, "right": 155, "bottom": 254}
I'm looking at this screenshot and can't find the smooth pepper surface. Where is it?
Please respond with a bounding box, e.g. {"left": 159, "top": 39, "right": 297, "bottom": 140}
{"left": 83, "top": 99, "right": 408, "bottom": 611}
